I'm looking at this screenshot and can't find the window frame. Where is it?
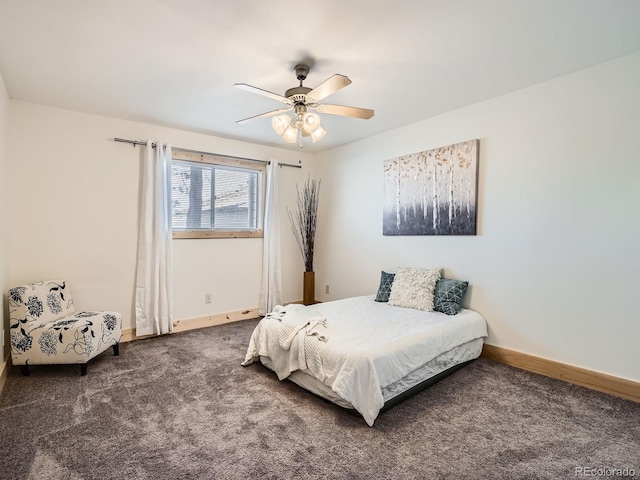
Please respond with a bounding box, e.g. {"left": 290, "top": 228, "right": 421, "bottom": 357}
{"left": 170, "top": 150, "right": 266, "bottom": 239}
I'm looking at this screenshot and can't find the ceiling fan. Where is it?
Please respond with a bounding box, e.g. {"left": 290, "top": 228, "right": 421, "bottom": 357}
{"left": 234, "top": 64, "right": 374, "bottom": 144}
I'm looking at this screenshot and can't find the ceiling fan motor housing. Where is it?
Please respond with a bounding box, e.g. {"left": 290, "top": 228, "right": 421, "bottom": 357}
{"left": 285, "top": 86, "right": 312, "bottom": 104}
{"left": 286, "top": 64, "right": 313, "bottom": 104}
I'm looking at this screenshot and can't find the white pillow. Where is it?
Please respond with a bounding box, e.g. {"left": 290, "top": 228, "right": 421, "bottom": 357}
{"left": 388, "top": 267, "right": 441, "bottom": 311}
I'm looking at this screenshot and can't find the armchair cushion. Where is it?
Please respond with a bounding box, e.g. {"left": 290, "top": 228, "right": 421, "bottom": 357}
{"left": 9, "top": 279, "right": 75, "bottom": 324}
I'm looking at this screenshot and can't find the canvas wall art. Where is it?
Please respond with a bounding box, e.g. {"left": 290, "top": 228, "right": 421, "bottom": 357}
{"left": 383, "top": 139, "right": 478, "bottom": 235}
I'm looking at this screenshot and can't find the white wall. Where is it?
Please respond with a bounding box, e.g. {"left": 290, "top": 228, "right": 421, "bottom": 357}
{"left": 5, "top": 101, "right": 310, "bottom": 331}
{"left": 0, "top": 72, "right": 9, "bottom": 361}
{"left": 313, "top": 52, "right": 640, "bottom": 382}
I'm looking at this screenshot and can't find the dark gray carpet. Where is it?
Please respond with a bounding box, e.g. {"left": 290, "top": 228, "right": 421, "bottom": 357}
{"left": 0, "top": 318, "right": 638, "bottom": 480}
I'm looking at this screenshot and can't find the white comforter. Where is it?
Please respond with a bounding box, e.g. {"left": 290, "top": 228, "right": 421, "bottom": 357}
{"left": 242, "top": 295, "right": 487, "bottom": 426}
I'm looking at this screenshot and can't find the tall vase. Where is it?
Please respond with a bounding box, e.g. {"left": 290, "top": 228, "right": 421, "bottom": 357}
{"left": 303, "top": 271, "right": 315, "bottom": 305}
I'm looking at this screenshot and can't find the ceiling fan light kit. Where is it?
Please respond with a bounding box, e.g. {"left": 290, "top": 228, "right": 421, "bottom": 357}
{"left": 235, "top": 63, "right": 374, "bottom": 144}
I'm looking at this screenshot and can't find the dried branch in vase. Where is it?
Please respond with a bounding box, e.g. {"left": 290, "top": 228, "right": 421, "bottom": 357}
{"left": 287, "top": 177, "right": 321, "bottom": 272}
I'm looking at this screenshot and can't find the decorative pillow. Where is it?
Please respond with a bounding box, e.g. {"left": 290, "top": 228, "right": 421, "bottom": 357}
{"left": 388, "top": 267, "right": 441, "bottom": 311}
{"left": 434, "top": 278, "right": 469, "bottom": 315}
{"left": 374, "top": 271, "right": 395, "bottom": 302}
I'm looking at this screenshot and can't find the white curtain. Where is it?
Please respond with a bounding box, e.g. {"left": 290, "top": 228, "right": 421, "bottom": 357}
{"left": 259, "top": 159, "right": 283, "bottom": 315}
{"left": 135, "top": 140, "right": 174, "bottom": 336}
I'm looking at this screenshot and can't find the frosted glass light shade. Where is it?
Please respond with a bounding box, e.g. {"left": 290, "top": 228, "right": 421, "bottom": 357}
{"left": 302, "top": 112, "right": 321, "bottom": 133}
{"left": 272, "top": 115, "right": 291, "bottom": 136}
{"left": 282, "top": 124, "right": 298, "bottom": 143}
{"left": 310, "top": 126, "right": 326, "bottom": 143}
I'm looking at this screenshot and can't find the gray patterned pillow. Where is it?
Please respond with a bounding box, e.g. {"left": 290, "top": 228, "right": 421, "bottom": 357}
{"left": 375, "top": 271, "right": 395, "bottom": 302}
{"left": 434, "top": 278, "right": 469, "bottom": 315}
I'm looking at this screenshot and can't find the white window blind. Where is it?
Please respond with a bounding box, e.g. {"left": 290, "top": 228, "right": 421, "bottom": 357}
{"left": 171, "top": 159, "right": 263, "bottom": 232}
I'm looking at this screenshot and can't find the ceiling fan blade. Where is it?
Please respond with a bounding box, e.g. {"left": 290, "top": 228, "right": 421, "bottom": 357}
{"left": 306, "top": 74, "right": 352, "bottom": 103}
{"left": 236, "top": 108, "right": 292, "bottom": 124}
{"left": 316, "top": 104, "right": 374, "bottom": 119}
{"left": 234, "top": 83, "right": 291, "bottom": 104}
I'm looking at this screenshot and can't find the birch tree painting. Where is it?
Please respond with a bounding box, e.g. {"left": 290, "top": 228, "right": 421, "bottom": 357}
{"left": 383, "top": 139, "right": 478, "bottom": 235}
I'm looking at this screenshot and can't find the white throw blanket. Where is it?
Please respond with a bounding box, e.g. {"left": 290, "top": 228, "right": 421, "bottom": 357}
{"left": 243, "top": 304, "right": 329, "bottom": 381}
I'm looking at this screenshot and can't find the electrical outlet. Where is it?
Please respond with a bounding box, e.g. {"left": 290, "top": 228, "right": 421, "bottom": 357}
{"left": 325, "top": 285, "right": 330, "bottom": 294}
{"left": 205, "top": 293, "right": 212, "bottom": 304}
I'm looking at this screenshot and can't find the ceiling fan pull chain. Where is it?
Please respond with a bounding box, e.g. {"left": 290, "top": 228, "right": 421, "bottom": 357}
{"left": 299, "top": 137, "right": 303, "bottom": 164}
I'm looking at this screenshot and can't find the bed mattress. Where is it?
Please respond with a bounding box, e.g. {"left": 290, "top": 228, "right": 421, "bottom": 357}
{"left": 243, "top": 295, "right": 487, "bottom": 426}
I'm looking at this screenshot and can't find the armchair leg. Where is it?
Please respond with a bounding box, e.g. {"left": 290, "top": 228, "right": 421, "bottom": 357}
{"left": 80, "top": 364, "right": 88, "bottom": 376}
{"left": 112, "top": 343, "right": 120, "bottom": 356}
{"left": 21, "top": 365, "right": 30, "bottom": 376}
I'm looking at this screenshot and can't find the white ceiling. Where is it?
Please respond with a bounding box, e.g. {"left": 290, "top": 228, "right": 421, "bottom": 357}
{"left": 1, "top": 0, "right": 640, "bottom": 153}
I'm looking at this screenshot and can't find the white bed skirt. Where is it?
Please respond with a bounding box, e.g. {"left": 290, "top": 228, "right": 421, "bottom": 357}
{"left": 259, "top": 337, "right": 484, "bottom": 410}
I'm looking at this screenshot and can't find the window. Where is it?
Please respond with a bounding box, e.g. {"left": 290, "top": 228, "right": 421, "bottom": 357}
{"left": 170, "top": 150, "right": 265, "bottom": 239}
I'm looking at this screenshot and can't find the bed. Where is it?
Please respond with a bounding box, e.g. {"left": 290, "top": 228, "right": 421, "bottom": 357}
{"left": 242, "top": 294, "right": 488, "bottom": 426}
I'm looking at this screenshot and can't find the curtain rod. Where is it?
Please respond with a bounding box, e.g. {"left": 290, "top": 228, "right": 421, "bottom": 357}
{"left": 113, "top": 137, "right": 302, "bottom": 169}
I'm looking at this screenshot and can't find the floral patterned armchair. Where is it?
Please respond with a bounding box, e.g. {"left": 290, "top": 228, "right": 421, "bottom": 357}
{"left": 8, "top": 279, "right": 122, "bottom": 376}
